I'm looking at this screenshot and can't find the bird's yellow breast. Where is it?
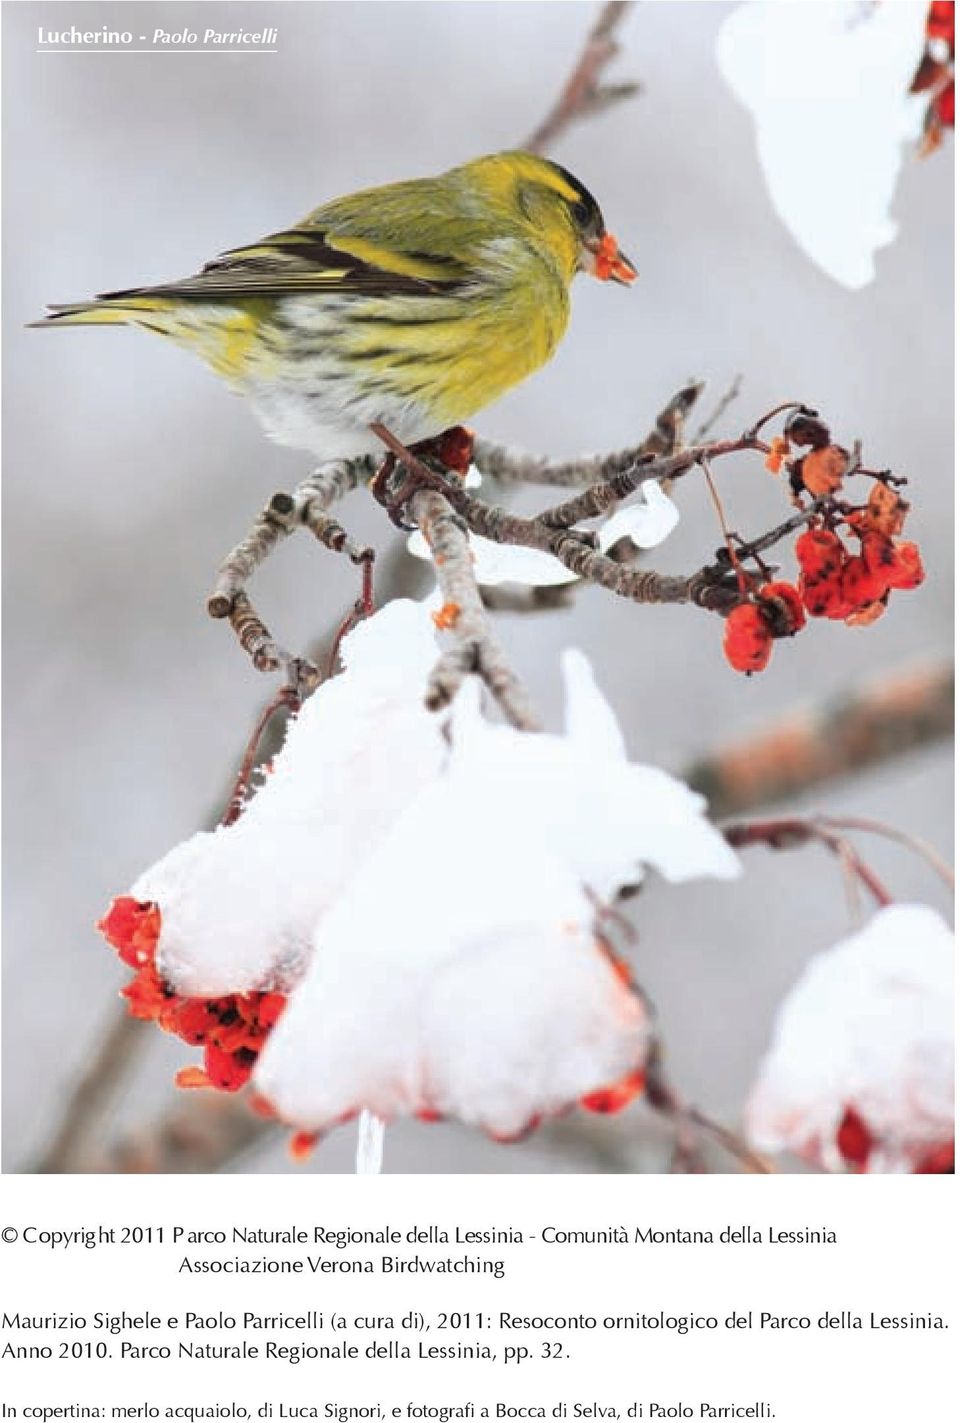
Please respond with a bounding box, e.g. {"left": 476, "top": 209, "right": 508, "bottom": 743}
{"left": 338, "top": 242, "right": 572, "bottom": 427}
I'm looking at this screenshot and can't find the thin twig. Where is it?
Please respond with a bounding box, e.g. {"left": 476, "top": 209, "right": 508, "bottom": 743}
{"left": 411, "top": 488, "right": 542, "bottom": 728}
{"left": 473, "top": 381, "right": 704, "bottom": 492}
{"left": 221, "top": 685, "right": 302, "bottom": 827}
{"left": 700, "top": 456, "right": 753, "bottom": 595}
{"left": 645, "top": 1046, "right": 771, "bottom": 1174}
{"left": 642, "top": 380, "right": 705, "bottom": 457}
{"left": 207, "top": 460, "right": 373, "bottom": 685}
{"left": 524, "top": 1, "right": 640, "bottom": 155}
{"left": 815, "top": 816, "right": 955, "bottom": 895}
{"left": 686, "top": 1107, "right": 776, "bottom": 1175}
{"left": 324, "top": 559, "right": 376, "bottom": 679}
{"left": 443, "top": 484, "right": 742, "bottom": 616}
{"left": 517, "top": 432, "right": 767, "bottom": 531}
{"left": 691, "top": 374, "right": 743, "bottom": 443}
{"left": 724, "top": 817, "right": 894, "bottom": 909}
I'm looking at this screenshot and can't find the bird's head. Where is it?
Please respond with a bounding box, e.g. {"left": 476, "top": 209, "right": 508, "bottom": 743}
{"left": 460, "top": 151, "right": 637, "bottom": 287}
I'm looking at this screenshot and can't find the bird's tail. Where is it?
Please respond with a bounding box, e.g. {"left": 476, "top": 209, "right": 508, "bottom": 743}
{"left": 28, "top": 295, "right": 173, "bottom": 330}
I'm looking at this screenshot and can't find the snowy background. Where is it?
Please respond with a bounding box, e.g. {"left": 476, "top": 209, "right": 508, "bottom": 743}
{"left": 2, "top": 0, "right": 953, "bottom": 1172}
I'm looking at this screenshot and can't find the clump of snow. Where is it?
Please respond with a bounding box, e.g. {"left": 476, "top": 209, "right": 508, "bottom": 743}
{"left": 133, "top": 599, "right": 447, "bottom": 996}
{"left": 598, "top": 480, "right": 681, "bottom": 552}
{"left": 255, "top": 649, "right": 737, "bottom": 1137}
{"left": 407, "top": 475, "right": 679, "bottom": 586}
{"left": 746, "top": 904, "right": 954, "bottom": 1171}
{"left": 127, "top": 596, "right": 738, "bottom": 1141}
{"left": 408, "top": 527, "right": 582, "bottom": 586}
{"left": 255, "top": 784, "right": 649, "bottom": 1138}
{"left": 717, "top": 1, "right": 929, "bottom": 288}
{"left": 445, "top": 653, "right": 741, "bottom": 897}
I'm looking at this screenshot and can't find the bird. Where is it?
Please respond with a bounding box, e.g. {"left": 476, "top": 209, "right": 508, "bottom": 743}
{"left": 31, "top": 150, "right": 636, "bottom": 462}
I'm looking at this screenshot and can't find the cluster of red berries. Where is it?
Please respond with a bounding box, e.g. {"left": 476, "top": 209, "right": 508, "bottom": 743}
{"left": 722, "top": 412, "right": 924, "bottom": 675}
{"left": 98, "top": 896, "right": 286, "bottom": 1094}
{"left": 835, "top": 1106, "right": 954, "bottom": 1175}
{"left": 98, "top": 895, "right": 648, "bottom": 1152}
{"left": 913, "top": 1, "right": 955, "bottom": 155}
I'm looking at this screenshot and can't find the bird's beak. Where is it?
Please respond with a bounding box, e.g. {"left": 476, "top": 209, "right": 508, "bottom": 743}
{"left": 584, "top": 232, "right": 637, "bottom": 285}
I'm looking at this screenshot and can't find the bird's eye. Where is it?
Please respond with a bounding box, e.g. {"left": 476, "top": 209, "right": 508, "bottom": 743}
{"left": 571, "top": 199, "right": 592, "bottom": 226}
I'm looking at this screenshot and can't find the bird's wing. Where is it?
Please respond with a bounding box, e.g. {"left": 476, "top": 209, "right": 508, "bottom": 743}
{"left": 93, "top": 226, "right": 473, "bottom": 303}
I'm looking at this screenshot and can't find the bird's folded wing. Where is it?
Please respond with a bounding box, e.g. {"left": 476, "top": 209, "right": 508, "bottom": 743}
{"left": 95, "top": 228, "right": 473, "bottom": 302}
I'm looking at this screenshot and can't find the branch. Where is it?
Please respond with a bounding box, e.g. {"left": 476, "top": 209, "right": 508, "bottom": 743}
{"left": 207, "top": 458, "right": 375, "bottom": 690}
{"left": 411, "top": 488, "right": 541, "bottom": 729}
{"left": 684, "top": 661, "right": 954, "bottom": 817}
{"left": 477, "top": 381, "right": 705, "bottom": 600}
{"left": 724, "top": 816, "right": 895, "bottom": 909}
{"left": 645, "top": 1044, "right": 773, "bottom": 1175}
{"left": 32, "top": 1012, "right": 146, "bottom": 1173}
{"left": 524, "top": 2, "right": 640, "bottom": 155}
{"left": 471, "top": 378, "right": 705, "bottom": 489}
{"left": 83, "top": 1092, "right": 274, "bottom": 1175}
{"left": 445, "top": 484, "right": 743, "bottom": 616}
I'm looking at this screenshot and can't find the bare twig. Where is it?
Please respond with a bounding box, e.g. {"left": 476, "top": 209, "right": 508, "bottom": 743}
{"left": 411, "top": 489, "right": 541, "bottom": 729}
{"left": 207, "top": 459, "right": 374, "bottom": 684}
{"left": 465, "top": 381, "right": 705, "bottom": 609}
{"left": 685, "top": 1106, "right": 776, "bottom": 1175}
{"left": 641, "top": 380, "right": 705, "bottom": 456}
{"left": 443, "top": 484, "right": 743, "bottom": 616}
{"left": 724, "top": 817, "right": 894, "bottom": 909}
{"left": 324, "top": 558, "right": 376, "bottom": 680}
{"left": 524, "top": 1, "right": 640, "bottom": 155}
{"left": 495, "top": 431, "right": 767, "bottom": 535}
{"left": 225, "top": 591, "right": 321, "bottom": 694}
{"left": 645, "top": 1046, "right": 772, "bottom": 1174}
{"left": 814, "top": 816, "right": 954, "bottom": 895}
{"left": 471, "top": 381, "right": 706, "bottom": 497}
{"left": 471, "top": 436, "right": 651, "bottom": 489}
{"left": 221, "top": 684, "right": 302, "bottom": 827}
{"left": 691, "top": 374, "right": 743, "bottom": 443}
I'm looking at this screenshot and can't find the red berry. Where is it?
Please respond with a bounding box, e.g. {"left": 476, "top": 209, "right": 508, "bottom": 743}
{"left": 887, "top": 540, "right": 925, "bottom": 590}
{"left": 927, "top": 2, "right": 955, "bottom": 48}
{"left": 203, "top": 1043, "right": 256, "bottom": 1092}
{"left": 758, "top": 581, "right": 806, "bottom": 636}
{"left": 841, "top": 556, "right": 889, "bottom": 608}
{"left": 915, "top": 1141, "right": 954, "bottom": 1173}
{"left": 799, "top": 571, "right": 854, "bottom": 620}
{"left": 171, "top": 999, "right": 222, "bottom": 1046}
{"left": 723, "top": 604, "right": 773, "bottom": 674}
{"left": 836, "top": 1107, "right": 872, "bottom": 1169}
{"left": 795, "top": 528, "right": 844, "bottom": 582}
{"left": 97, "top": 896, "right": 161, "bottom": 968}
{"left": 936, "top": 80, "right": 955, "bottom": 127}
{"left": 581, "top": 1070, "right": 645, "bottom": 1115}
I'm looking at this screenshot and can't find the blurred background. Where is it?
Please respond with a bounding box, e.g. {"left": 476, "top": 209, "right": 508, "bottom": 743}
{"left": 2, "top": 1, "right": 953, "bottom": 1173}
